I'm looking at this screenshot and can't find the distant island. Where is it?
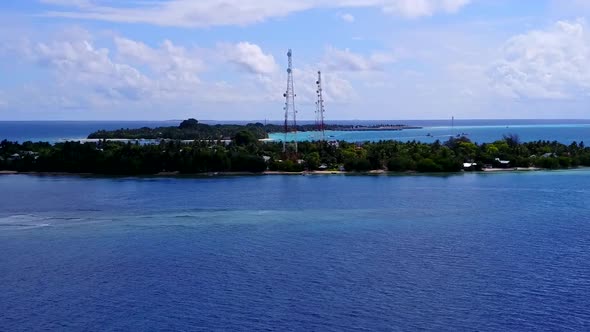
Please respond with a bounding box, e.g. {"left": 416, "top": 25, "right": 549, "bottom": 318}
{"left": 1, "top": 119, "right": 589, "bottom": 175}
{"left": 87, "top": 118, "right": 421, "bottom": 140}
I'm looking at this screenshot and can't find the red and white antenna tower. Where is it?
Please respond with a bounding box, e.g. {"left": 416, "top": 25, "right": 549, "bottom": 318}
{"left": 316, "top": 71, "right": 326, "bottom": 141}
{"left": 283, "top": 49, "right": 297, "bottom": 153}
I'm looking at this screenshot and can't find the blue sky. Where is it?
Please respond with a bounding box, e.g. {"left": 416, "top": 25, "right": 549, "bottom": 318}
{"left": 1, "top": 0, "right": 590, "bottom": 120}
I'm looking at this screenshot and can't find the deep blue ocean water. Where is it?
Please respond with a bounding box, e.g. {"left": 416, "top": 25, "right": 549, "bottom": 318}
{"left": 1, "top": 172, "right": 590, "bottom": 331}
{"left": 1, "top": 119, "right": 590, "bottom": 143}
{"left": 0, "top": 121, "right": 181, "bottom": 143}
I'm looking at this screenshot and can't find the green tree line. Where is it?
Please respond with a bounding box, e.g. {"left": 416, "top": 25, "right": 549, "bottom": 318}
{"left": 87, "top": 118, "right": 417, "bottom": 140}
{"left": 2, "top": 134, "right": 590, "bottom": 175}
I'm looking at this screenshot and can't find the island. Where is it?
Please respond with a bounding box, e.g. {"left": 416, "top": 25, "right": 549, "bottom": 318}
{"left": 86, "top": 118, "right": 421, "bottom": 141}
{"left": 1, "top": 120, "right": 589, "bottom": 175}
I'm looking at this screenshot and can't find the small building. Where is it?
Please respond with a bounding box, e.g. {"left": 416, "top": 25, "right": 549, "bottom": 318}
{"left": 463, "top": 162, "right": 477, "bottom": 171}
{"left": 262, "top": 156, "right": 271, "bottom": 163}
{"left": 494, "top": 158, "right": 511, "bottom": 168}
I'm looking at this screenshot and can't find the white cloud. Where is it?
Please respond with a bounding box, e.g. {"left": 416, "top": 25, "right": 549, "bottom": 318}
{"left": 114, "top": 37, "right": 203, "bottom": 84}
{"left": 2, "top": 29, "right": 334, "bottom": 115}
{"left": 323, "top": 46, "right": 396, "bottom": 72}
{"left": 4, "top": 30, "right": 211, "bottom": 110}
{"left": 34, "top": 38, "right": 152, "bottom": 101}
{"left": 39, "top": 0, "right": 93, "bottom": 7}
{"left": 339, "top": 13, "right": 355, "bottom": 23}
{"left": 42, "top": 0, "right": 311, "bottom": 28}
{"left": 322, "top": 72, "right": 357, "bottom": 102}
{"left": 40, "top": 0, "right": 473, "bottom": 27}
{"left": 490, "top": 19, "right": 590, "bottom": 99}
{"left": 380, "top": 0, "right": 472, "bottom": 18}
{"left": 0, "top": 38, "right": 34, "bottom": 61}
{"left": 294, "top": 68, "right": 356, "bottom": 104}
{"left": 220, "top": 42, "right": 279, "bottom": 76}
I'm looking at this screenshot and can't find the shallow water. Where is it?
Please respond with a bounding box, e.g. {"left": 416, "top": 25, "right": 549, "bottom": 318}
{"left": 2, "top": 120, "right": 590, "bottom": 143}
{"left": 1, "top": 172, "right": 590, "bottom": 331}
{"left": 271, "top": 123, "right": 590, "bottom": 143}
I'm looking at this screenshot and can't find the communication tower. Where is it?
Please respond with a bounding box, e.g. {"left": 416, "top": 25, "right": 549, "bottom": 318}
{"left": 283, "top": 49, "right": 297, "bottom": 153}
{"left": 315, "top": 71, "right": 326, "bottom": 141}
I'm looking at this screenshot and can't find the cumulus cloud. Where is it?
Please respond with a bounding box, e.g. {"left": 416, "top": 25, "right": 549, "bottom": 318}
{"left": 380, "top": 0, "right": 471, "bottom": 18}
{"left": 220, "top": 42, "right": 279, "bottom": 76}
{"left": 4, "top": 30, "right": 218, "bottom": 109}
{"left": 320, "top": 72, "right": 356, "bottom": 102}
{"left": 3, "top": 29, "right": 348, "bottom": 114}
{"left": 114, "top": 37, "right": 203, "bottom": 84}
{"left": 323, "top": 46, "right": 396, "bottom": 72}
{"left": 40, "top": 0, "right": 473, "bottom": 27}
{"left": 293, "top": 68, "right": 356, "bottom": 104}
{"left": 339, "top": 13, "right": 355, "bottom": 23}
{"left": 490, "top": 20, "right": 590, "bottom": 99}
{"left": 34, "top": 38, "right": 152, "bottom": 100}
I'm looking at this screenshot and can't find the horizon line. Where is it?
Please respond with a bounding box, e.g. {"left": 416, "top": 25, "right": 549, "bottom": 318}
{"left": 1, "top": 118, "right": 590, "bottom": 122}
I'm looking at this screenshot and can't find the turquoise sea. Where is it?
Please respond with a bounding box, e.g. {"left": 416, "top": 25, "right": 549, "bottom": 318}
{"left": 270, "top": 122, "right": 590, "bottom": 144}
{"left": 1, "top": 119, "right": 590, "bottom": 143}
{"left": 1, "top": 172, "right": 590, "bottom": 331}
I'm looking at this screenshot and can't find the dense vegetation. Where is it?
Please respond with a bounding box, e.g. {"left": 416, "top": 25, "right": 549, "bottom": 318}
{"left": 87, "top": 118, "right": 417, "bottom": 140}
{"left": 88, "top": 119, "right": 271, "bottom": 140}
{"left": 2, "top": 133, "right": 589, "bottom": 175}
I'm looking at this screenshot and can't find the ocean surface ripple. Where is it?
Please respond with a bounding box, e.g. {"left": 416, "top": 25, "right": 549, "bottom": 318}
{"left": 1, "top": 172, "right": 590, "bottom": 331}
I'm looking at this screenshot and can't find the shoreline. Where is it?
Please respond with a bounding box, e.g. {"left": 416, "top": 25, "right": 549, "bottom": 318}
{"left": 1, "top": 167, "right": 587, "bottom": 178}
{"left": 481, "top": 167, "right": 542, "bottom": 172}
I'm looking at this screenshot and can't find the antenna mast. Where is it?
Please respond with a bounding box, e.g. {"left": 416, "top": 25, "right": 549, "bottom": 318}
{"left": 316, "top": 71, "right": 326, "bottom": 141}
{"left": 283, "top": 49, "right": 297, "bottom": 153}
